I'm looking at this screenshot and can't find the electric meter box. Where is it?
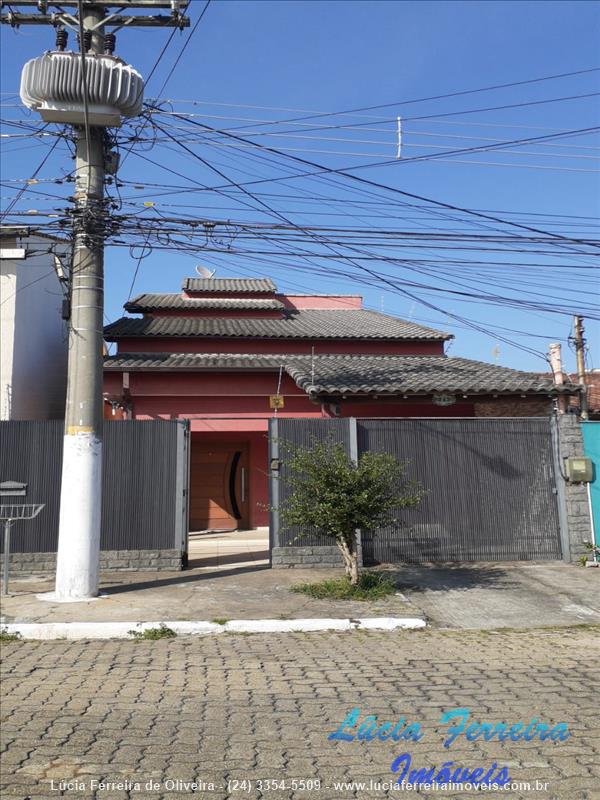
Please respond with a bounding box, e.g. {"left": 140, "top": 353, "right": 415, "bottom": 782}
{"left": 564, "top": 457, "right": 593, "bottom": 483}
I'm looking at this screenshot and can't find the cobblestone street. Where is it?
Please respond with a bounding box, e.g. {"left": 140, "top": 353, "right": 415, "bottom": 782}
{"left": 1, "top": 627, "right": 599, "bottom": 800}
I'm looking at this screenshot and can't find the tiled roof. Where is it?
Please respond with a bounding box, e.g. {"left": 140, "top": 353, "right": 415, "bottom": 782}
{"left": 125, "top": 294, "right": 284, "bottom": 312}
{"left": 103, "top": 309, "right": 451, "bottom": 341}
{"left": 104, "top": 352, "right": 574, "bottom": 396}
{"left": 286, "top": 355, "right": 568, "bottom": 396}
{"left": 182, "top": 278, "right": 276, "bottom": 293}
{"left": 105, "top": 353, "right": 285, "bottom": 370}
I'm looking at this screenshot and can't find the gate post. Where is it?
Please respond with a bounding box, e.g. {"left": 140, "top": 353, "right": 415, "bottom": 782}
{"left": 348, "top": 417, "right": 363, "bottom": 568}
{"left": 551, "top": 416, "right": 571, "bottom": 562}
{"left": 174, "top": 420, "right": 190, "bottom": 568}
{"left": 269, "top": 418, "right": 280, "bottom": 565}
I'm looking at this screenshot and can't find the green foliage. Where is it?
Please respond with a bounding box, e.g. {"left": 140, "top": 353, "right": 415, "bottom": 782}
{"left": 128, "top": 623, "right": 177, "bottom": 640}
{"left": 212, "top": 618, "right": 230, "bottom": 626}
{"left": 280, "top": 439, "right": 424, "bottom": 542}
{"left": 0, "top": 627, "right": 21, "bottom": 642}
{"left": 290, "top": 571, "right": 397, "bottom": 601}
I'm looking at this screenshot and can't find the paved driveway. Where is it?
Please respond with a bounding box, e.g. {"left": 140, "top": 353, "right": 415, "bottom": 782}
{"left": 394, "top": 562, "right": 600, "bottom": 629}
{"left": 1, "top": 627, "right": 599, "bottom": 800}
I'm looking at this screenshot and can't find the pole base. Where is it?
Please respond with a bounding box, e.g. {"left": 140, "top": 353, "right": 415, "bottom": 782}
{"left": 36, "top": 591, "right": 107, "bottom": 604}
{"left": 55, "top": 433, "right": 102, "bottom": 600}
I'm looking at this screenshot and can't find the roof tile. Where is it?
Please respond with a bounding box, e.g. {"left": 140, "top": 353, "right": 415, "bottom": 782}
{"left": 125, "top": 294, "right": 284, "bottom": 312}
{"left": 182, "top": 278, "right": 276, "bottom": 293}
{"left": 104, "top": 352, "right": 574, "bottom": 396}
{"left": 104, "top": 309, "right": 451, "bottom": 341}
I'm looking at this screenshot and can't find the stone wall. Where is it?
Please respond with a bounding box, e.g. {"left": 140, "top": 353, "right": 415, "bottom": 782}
{"left": 272, "top": 546, "right": 344, "bottom": 568}
{"left": 554, "top": 414, "right": 594, "bottom": 561}
{"left": 0, "top": 549, "right": 183, "bottom": 575}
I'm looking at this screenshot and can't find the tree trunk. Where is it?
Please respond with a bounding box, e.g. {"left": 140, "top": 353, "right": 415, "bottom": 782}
{"left": 337, "top": 534, "right": 359, "bottom": 585}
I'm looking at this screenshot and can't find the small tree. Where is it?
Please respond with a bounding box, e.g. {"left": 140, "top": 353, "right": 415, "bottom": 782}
{"left": 279, "top": 440, "right": 424, "bottom": 585}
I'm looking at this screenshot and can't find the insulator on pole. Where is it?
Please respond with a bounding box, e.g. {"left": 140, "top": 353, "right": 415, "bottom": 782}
{"left": 104, "top": 32, "right": 116, "bottom": 55}
{"left": 77, "top": 30, "right": 92, "bottom": 52}
{"left": 55, "top": 28, "right": 68, "bottom": 52}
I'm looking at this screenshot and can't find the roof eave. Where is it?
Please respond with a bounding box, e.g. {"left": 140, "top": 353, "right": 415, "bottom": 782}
{"left": 308, "top": 387, "right": 568, "bottom": 398}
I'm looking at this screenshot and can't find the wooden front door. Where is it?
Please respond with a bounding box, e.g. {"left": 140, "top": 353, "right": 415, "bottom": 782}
{"left": 189, "top": 442, "right": 249, "bottom": 531}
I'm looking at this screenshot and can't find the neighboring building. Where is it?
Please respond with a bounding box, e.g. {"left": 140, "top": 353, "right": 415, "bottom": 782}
{"left": 0, "top": 226, "right": 69, "bottom": 420}
{"left": 569, "top": 371, "right": 600, "bottom": 420}
{"left": 103, "top": 276, "right": 573, "bottom": 531}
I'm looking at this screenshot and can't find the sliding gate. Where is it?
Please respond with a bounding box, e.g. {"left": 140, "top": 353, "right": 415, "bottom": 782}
{"left": 271, "top": 417, "right": 562, "bottom": 563}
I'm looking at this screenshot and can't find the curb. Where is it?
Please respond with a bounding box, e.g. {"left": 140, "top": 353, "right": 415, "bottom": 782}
{"left": 2, "top": 617, "right": 426, "bottom": 640}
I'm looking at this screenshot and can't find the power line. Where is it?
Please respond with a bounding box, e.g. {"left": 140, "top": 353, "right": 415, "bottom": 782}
{"left": 155, "top": 65, "right": 600, "bottom": 129}
{"left": 153, "top": 0, "right": 212, "bottom": 100}
{"left": 137, "top": 121, "right": 559, "bottom": 356}
{"left": 148, "top": 108, "right": 600, "bottom": 252}
{"left": 0, "top": 133, "right": 60, "bottom": 221}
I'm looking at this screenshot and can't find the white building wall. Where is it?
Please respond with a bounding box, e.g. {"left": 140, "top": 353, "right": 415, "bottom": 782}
{"left": 1, "top": 229, "right": 69, "bottom": 420}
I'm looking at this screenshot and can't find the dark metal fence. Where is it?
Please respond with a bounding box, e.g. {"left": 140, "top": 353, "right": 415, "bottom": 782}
{"left": 271, "top": 417, "right": 562, "bottom": 562}
{"left": 0, "top": 420, "right": 188, "bottom": 554}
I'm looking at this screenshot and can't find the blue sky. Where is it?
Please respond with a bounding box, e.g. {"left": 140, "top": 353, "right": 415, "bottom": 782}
{"left": 2, "top": 0, "right": 599, "bottom": 371}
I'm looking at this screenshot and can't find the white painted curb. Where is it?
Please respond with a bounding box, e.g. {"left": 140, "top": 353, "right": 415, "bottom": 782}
{"left": 2, "top": 617, "right": 426, "bottom": 640}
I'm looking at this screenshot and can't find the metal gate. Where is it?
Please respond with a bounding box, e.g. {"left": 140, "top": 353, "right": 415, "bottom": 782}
{"left": 0, "top": 420, "right": 189, "bottom": 557}
{"left": 271, "top": 417, "right": 562, "bottom": 563}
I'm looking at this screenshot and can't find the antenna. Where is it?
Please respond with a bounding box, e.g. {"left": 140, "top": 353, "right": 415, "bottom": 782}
{"left": 195, "top": 265, "right": 215, "bottom": 278}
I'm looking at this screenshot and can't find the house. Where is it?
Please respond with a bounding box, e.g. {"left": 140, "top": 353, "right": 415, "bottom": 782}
{"left": 103, "top": 275, "right": 571, "bottom": 531}
{"left": 570, "top": 371, "right": 600, "bottom": 420}
{"left": 0, "top": 226, "right": 69, "bottom": 420}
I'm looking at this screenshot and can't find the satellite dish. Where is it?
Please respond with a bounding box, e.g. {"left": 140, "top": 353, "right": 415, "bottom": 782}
{"left": 195, "top": 265, "right": 215, "bottom": 278}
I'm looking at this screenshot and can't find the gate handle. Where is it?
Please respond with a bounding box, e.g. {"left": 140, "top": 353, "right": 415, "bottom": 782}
{"left": 241, "top": 467, "right": 246, "bottom": 503}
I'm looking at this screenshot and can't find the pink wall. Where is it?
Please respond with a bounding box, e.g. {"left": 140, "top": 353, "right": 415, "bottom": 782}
{"left": 145, "top": 310, "right": 284, "bottom": 319}
{"left": 278, "top": 294, "right": 362, "bottom": 309}
{"left": 105, "top": 372, "right": 476, "bottom": 420}
{"left": 104, "top": 369, "right": 476, "bottom": 529}
{"left": 114, "top": 338, "right": 445, "bottom": 355}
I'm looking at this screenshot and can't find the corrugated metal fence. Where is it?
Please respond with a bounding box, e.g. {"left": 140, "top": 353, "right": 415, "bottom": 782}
{"left": 271, "top": 417, "right": 562, "bottom": 562}
{"left": 0, "top": 420, "right": 188, "bottom": 554}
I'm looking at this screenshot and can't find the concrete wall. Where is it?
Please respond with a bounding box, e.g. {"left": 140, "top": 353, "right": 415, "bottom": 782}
{"left": 0, "top": 232, "right": 68, "bottom": 420}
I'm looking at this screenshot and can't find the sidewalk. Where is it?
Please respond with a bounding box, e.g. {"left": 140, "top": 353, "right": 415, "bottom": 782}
{"left": 0, "top": 531, "right": 423, "bottom": 625}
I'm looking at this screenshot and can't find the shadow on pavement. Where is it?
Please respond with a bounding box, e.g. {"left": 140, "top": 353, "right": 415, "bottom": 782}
{"left": 102, "top": 563, "right": 271, "bottom": 595}
{"left": 187, "top": 550, "right": 270, "bottom": 569}
{"left": 382, "top": 563, "right": 514, "bottom": 593}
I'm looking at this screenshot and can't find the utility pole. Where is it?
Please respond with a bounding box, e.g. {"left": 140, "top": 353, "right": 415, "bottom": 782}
{"left": 574, "top": 315, "right": 589, "bottom": 421}
{"left": 55, "top": 3, "right": 106, "bottom": 600}
{"left": 2, "top": 0, "right": 189, "bottom": 600}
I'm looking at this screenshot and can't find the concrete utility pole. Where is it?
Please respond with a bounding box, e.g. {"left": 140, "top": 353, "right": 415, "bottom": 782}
{"left": 55, "top": 4, "right": 106, "bottom": 600}
{"left": 574, "top": 315, "right": 589, "bottom": 421}
{"left": 2, "top": 0, "right": 190, "bottom": 600}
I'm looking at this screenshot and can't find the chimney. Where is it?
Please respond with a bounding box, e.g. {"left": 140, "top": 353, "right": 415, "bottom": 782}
{"left": 548, "top": 342, "right": 568, "bottom": 413}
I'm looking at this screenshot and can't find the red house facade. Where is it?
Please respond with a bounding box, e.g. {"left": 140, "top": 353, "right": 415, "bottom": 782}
{"left": 104, "top": 276, "right": 563, "bottom": 531}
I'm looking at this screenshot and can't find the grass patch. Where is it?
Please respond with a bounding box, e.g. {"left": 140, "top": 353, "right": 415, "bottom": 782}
{"left": 128, "top": 623, "right": 177, "bottom": 641}
{"left": 211, "top": 618, "right": 230, "bottom": 626}
{"left": 0, "top": 627, "right": 21, "bottom": 642}
{"left": 290, "top": 571, "right": 397, "bottom": 601}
